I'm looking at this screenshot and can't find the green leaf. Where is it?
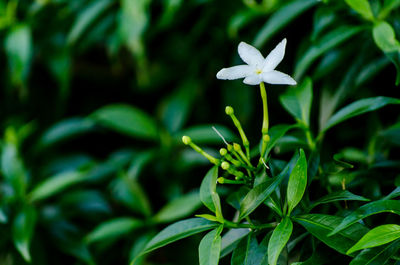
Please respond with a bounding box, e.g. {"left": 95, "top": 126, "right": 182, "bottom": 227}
{"left": 86, "top": 217, "right": 143, "bottom": 244}
{"left": 379, "top": 0, "right": 400, "bottom": 18}
{"left": 200, "top": 167, "right": 223, "bottom": 220}
{"left": 29, "top": 171, "right": 86, "bottom": 202}
{"left": 268, "top": 217, "right": 293, "bottom": 265}
{"left": 293, "top": 214, "right": 368, "bottom": 255}
{"left": 253, "top": 0, "right": 318, "bottom": 47}
{"left": 220, "top": 228, "right": 250, "bottom": 258}
{"left": 39, "top": 118, "right": 96, "bottom": 148}
{"left": 329, "top": 200, "right": 400, "bottom": 236}
{"left": 280, "top": 78, "right": 313, "bottom": 126}
{"left": 91, "top": 104, "right": 159, "bottom": 140}
{"left": 322, "top": 97, "right": 400, "bottom": 133}
{"left": 345, "top": 0, "right": 374, "bottom": 21}
{"left": 177, "top": 124, "right": 236, "bottom": 145}
{"left": 372, "top": 21, "right": 400, "bottom": 85}
{"left": 239, "top": 153, "right": 297, "bottom": 220}
{"left": 154, "top": 190, "right": 202, "bottom": 223}
{"left": 383, "top": 187, "right": 400, "bottom": 200}
{"left": 67, "top": 0, "right": 113, "bottom": 45}
{"left": 287, "top": 149, "right": 307, "bottom": 215}
{"left": 294, "top": 25, "right": 363, "bottom": 80}
{"left": 110, "top": 173, "right": 152, "bottom": 217}
{"left": 347, "top": 225, "right": 400, "bottom": 254}
{"left": 12, "top": 206, "right": 36, "bottom": 262}
{"left": 140, "top": 218, "right": 218, "bottom": 255}
{"left": 350, "top": 239, "right": 400, "bottom": 265}
{"left": 307, "top": 190, "right": 370, "bottom": 212}
{"left": 199, "top": 226, "right": 223, "bottom": 265}
{"left": 231, "top": 233, "right": 269, "bottom": 265}
{"left": 5, "top": 24, "right": 32, "bottom": 87}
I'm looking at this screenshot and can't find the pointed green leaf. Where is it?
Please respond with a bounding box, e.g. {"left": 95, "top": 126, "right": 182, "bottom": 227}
{"left": 347, "top": 225, "right": 400, "bottom": 254}
{"left": 268, "top": 217, "right": 293, "bottom": 265}
{"left": 262, "top": 124, "right": 298, "bottom": 159}
{"left": 294, "top": 214, "right": 368, "bottom": 255}
{"left": 322, "top": 97, "right": 400, "bottom": 132}
{"left": 287, "top": 149, "right": 307, "bottom": 215}
{"left": 350, "top": 239, "right": 400, "bottom": 265}
{"left": 345, "top": 0, "right": 374, "bottom": 21}
{"left": 329, "top": 200, "right": 400, "bottom": 236}
{"left": 91, "top": 104, "right": 159, "bottom": 140}
{"left": 307, "top": 190, "right": 370, "bottom": 212}
{"left": 220, "top": 228, "right": 250, "bottom": 258}
{"left": 231, "top": 233, "right": 269, "bottom": 265}
{"left": 199, "top": 226, "right": 223, "bottom": 265}
{"left": 280, "top": 78, "right": 313, "bottom": 126}
{"left": 253, "top": 0, "right": 318, "bottom": 47}
{"left": 141, "top": 218, "right": 218, "bottom": 255}
{"left": 154, "top": 190, "right": 201, "bottom": 223}
{"left": 86, "top": 217, "right": 143, "bottom": 244}
{"left": 200, "top": 167, "right": 222, "bottom": 220}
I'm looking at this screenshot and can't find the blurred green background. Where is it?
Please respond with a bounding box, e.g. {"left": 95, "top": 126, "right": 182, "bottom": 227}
{"left": 0, "top": 0, "right": 399, "bottom": 264}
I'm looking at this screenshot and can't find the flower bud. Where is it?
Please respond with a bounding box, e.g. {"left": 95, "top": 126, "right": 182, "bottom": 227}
{"left": 263, "top": 134, "right": 270, "bottom": 142}
{"left": 217, "top": 177, "right": 225, "bottom": 184}
{"left": 233, "top": 143, "right": 241, "bottom": 152}
{"left": 221, "top": 161, "right": 230, "bottom": 170}
{"left": 182, "top": 136, "right": 191, "bottom": 145}
{"left": 225, "top": 106, "right": 234, "bottom": 115}
{"left": 219, "top": 148, "right": 227, "bottom": 156}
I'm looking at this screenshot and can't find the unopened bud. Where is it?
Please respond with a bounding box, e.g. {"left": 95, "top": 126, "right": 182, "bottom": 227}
{"left": 182, "top": 136, "right": 191, "bottom": 145}
{"left": 219, "top": 148, "right": 227, "bottom": 156}
{"left": 233, "top": 143, "right": 241, "bottom": 152}
{"left": 221, "top": 161, "right": 230, "bottom": 170}
{"left": 217, "top": 177, "right": 225, "bottom": 184}
{"left": 263, "top": 134, "right": 270, "bottom": 142}
{"left": 225, "top": 106, "right": 234, "bottom": 115}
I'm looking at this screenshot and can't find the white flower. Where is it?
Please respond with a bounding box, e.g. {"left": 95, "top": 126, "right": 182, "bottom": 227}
{"left": 216, "top": 39, "right": 297, "bottom": 86}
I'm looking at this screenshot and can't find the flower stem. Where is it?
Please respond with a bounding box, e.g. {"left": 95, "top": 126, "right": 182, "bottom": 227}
{"left": 259, "top": 82, "right": 270, "bottom": 161}
{"left": 226, "top": 106, "right": 250, "bottom": 160}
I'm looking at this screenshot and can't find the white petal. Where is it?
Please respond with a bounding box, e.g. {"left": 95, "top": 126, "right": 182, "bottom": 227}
{"left": 243, "top": 74, "right": 262, "bottom": 85}
{"left": 263, "top": 38, "right": 287, "bottom": 72}
{"left": 216, "top": 65, "right": 254, "bottom": 80}
{"left": 238, "top": 42, "right": 264, "bottom": 67}
{"left": 262, "top": 70, "right": 297, "bottom": 85}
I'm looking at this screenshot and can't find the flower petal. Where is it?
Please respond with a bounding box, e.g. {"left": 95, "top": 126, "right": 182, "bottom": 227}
{"left": 216, "top": 65, "right": 253, "bottom": 80}
{"left": 263, "top": 38, "right": 287, "bottom": 72}
{"left": 262, "top": 70, "right": 297, "bottom": 85}
{"left": 238, "top": 42, "right": 264, "bottom": 67}
{"left": 243, "top": 74, "right": 262, "bottom": 85}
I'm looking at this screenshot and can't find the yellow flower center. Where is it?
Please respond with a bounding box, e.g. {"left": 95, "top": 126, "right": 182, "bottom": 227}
{"left": 255, "top": 69, "right": 262, "bottom": 75}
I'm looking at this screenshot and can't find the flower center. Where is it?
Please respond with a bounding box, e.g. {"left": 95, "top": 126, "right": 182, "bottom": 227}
{"left": 255, "top": 69, "right": 262, "bottom": 75}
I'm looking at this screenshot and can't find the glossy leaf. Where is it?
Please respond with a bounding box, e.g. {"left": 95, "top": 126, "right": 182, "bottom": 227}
{"left": 350, "top": 239, "right": 400, "bottom": 265}
{"left": 91, "top": 104, "right": 159, "bottom": 140}
{"left": 322, "top": 97, "right": 400, "bottom": 132}
{"left": 262, "top": 124, "right": 298, "bottom": 159}
{"left": 140, "top": 218, "right": 218, "bottom": 255}
{"left": 307, "top": 190, "right": 370, "bottom": 212}
{"left": 220, "top": 228, "right": 250, "bottom": 258}
{"left": 231, "top": 233, "right": 269, "bottom": 265}
{"left": 199, "top": 225, "right": 223, "bottom": 265}
{"left": 253, "top": 0, "right": 318, "bottom": 47}
{"left": 154, "top": 190, "right": 202, "bottom": 223}
{"left": 268, "top": 217, "right": 293, "bottom": 265}
{"left": 287, "top": 149, "right": 307, "bottom": 215}
{"left": 280, "top": 78, "right": 313, "bottom": 126}
{"left": 294, "top": 214, "right": 368, "bottom": 255}
{"left": 329, "top": 200, "right": 400, "bottom": 236}
{"left": 200, "top": 166, "right": 223, "bottom": 219}
{"left": 86, "top": 217, "right": 143, "bottom": 244}
{"left": 347, "top": 225, "right": 400, "bottom": 254}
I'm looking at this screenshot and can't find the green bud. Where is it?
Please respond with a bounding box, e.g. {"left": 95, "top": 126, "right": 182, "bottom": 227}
{"left": 221, "top": 161, "right": 230, "bottom": 170}
{"left": 217, "top": 177, "right": 225, "bottom": 184}
{"left": 233, "top": 143, "right": 241, "bottom": 152}
{"left": 182, "top": 135, "right": 191, "bottom": 145}
{"left": 227, "top": 144, "right": 233, "bottom": 152}
{"left": 263, "top": 134, "right": 270, "bottom": 142}
{"left": 219, "top": 148, "right": 227, "bottom": 156}
{"left": 225, "top": 106, "right": 234, "bottom": 115}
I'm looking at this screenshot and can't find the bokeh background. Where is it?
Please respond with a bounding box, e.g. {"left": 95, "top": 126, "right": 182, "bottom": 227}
{"left": 1, "top": 0, "right": 399, "bottom": 264}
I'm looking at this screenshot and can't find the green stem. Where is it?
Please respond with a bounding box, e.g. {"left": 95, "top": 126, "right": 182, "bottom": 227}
{"left": 188, "top": 142, "right": 220, "bottom": 166}
{"left": 260, "top": 82, "right": 269, "bottom": 134}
